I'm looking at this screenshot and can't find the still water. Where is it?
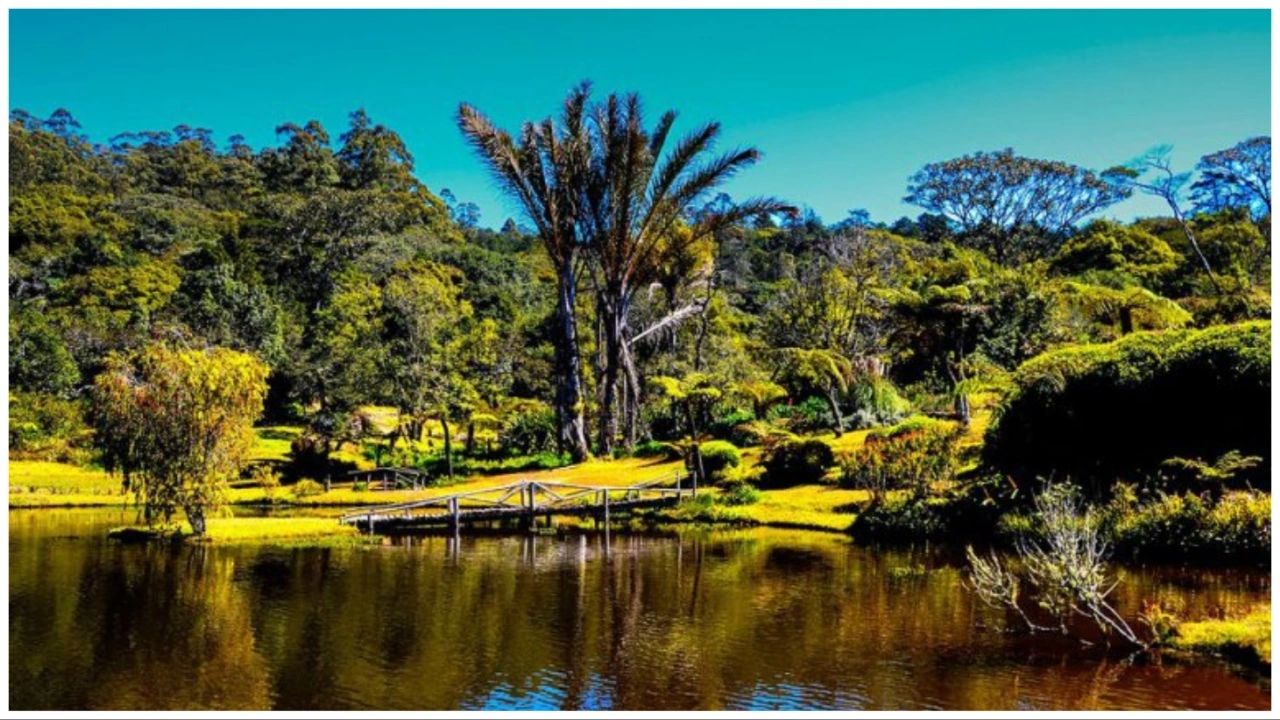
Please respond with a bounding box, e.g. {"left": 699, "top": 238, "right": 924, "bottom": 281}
{"left": 9, "top": 509, "right": 1271, "bottom": 710}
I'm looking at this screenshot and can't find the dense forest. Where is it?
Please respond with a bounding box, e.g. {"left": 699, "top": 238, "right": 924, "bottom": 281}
{"left": 8, "top": 90, "right": 1271, "bottom": 548}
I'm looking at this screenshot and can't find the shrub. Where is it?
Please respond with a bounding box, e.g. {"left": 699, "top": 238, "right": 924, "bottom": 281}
{"left": 500, "top": 404, "right": 557, "bottom": 455}
{"left": 698, "top": 440, "right": 742, "bottom": 479}
{"left": 715, "top": 462, "right": 764, "bottom": 487}
{"left": 983, "top": 322, "right": 1270, "bottom": 495}
{"left": 1109, "top": 490, "right": 1270, "bottom": 565}
{"left": 725, "top": 420, "right": 775, "bottom": 448}
{"left": 850, "top": 496, "right": 951, "bottom": 541}
{"left": 251, "top": 464, "right": 281, "bottom": 504}
{"left": 758, "top": 436, "right": 836, "bottom": 488}
{"left": 846, "top": 377, "right": 911, "bottom": 428}
{"left": 841, "top": 417, "right": 963, "bottom": 499}
{"left": 292, "top": 479, "right": 325, "bottom": 499}
{"left": 632, "top": 439, "right": 680, "bottom": 460}
{"left": 768, "top": 396, "right": 833, "bottom": 433}
{"left": 710, "top": 408, "right": 755, "bottom": 439}
{"left": 718, "top": 482, "right": 762, "bottom": 506}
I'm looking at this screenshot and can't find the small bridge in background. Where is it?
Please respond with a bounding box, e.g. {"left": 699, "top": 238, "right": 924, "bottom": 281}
{"left": 339, "top": 470, "right": 695, "bottom": 533}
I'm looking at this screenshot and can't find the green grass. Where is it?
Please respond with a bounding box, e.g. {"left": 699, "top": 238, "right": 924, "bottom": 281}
{"left": 108, "top": 516, "right": 373, "bottom": 546}
{"left": 1172, "top": 605, "right": 1271, "bottom": 668}
{"left": 249, "top": 426, "right": 301, "bottom": 462}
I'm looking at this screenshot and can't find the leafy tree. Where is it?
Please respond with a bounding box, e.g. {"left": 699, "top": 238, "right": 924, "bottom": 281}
{"left": 773, "top": 347, "right": 854, "bottom": 436}
{"left": 905, "top": 148, "right": 1128, "bottom": 263}
{"left": 93, "top": 345, "right": 269, "bottom": 534}
{"left": 1191, "top": 136, "right": 1271, "bottom": 220}
{"left": 1050, "top": 220, "right": 1180, "bottom": 289}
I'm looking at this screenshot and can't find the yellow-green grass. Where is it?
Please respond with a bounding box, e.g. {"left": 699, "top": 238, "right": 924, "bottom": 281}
{"left": 1172, "top": 605, "right": 1271, "bottom": 667}
{"left": 9, "top": 461, "right": 128, "bottom": 507}
{"left": 109, "top": 516, "right": 371, "bottom": 546}
{"left": 250, "top": 426, "right": 301, "bottom": 462}
{"left": 729, "top": 484, "right": 868, "bottom": 531}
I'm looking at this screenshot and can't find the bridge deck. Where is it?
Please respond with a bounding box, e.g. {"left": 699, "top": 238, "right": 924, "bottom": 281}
{"left": 339, "top": 472, "right": 694, "bottom": 533}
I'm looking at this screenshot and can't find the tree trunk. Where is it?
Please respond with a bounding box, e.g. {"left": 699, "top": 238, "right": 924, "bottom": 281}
{"left": 1119, "top": 306, "right": 1134, "bottom": 335}
{"left": 441, "top": 416, "right": 454, "bottom": 482}
{"left": 465, "top": 420, "right": 475, "bottom": 456}
{"left": 555, "top": 265, "right": 592, "bottom": 463}
{"left": 597, "top": 293, "right": 624, "bottom": 458}
{"left": 185, "top": 505, "right": 207, "bottom": 536}
{"left": 825, "top": 388, "right": 845, "bottom": 437}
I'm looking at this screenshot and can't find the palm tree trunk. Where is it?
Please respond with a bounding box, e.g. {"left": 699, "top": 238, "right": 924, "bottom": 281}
{"left": 597, "top": 301, "right": 622, "bottom": 457}
{"left": 555, "top": 266, "right": 591, "bottom": 463}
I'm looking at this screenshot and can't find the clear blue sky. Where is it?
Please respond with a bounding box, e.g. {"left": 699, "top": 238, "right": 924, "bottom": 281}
{"left": 10, "top": 10, "right": 1271, "bottom": 228}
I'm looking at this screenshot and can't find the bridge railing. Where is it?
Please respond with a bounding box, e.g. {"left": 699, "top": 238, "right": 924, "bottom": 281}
{"left": 338, "top": 469, "right": 690, "bottom": 524}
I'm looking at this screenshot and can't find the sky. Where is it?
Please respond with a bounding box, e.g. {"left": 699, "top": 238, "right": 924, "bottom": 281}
{"left": 8, "top": 9, "right": 1272, "bottom": 229}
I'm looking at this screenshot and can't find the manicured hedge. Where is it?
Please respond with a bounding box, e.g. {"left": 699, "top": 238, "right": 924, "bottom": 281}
{"left": 982, "top": 321, "right": 1270, "bottom": 492}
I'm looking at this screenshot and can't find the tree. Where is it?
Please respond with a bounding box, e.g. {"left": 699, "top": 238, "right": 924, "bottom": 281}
{"left": 457, "top": 84, "right": 593, "bottom": 462}
{"left": 1104, "top": 147, "right": 1222, "bottom": 293}
{"left": 578, "top": 89, "right": 791, "bottom": 454}
{"left": 773, "top": 347, "right": 854, "bottom": 436}
{"left": 1191, "top": 136, "right": 1271, "bottom": 220}
{"left": 381, "top": 260, "right": 477, "bottom": 481}
{"left": 93, "top": 345, "right": 269, "bottom": 534}
{"left": 905, "top": 149, "right": 1128, "bottom": 263}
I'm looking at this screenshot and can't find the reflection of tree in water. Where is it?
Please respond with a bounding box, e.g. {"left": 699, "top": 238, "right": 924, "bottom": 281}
{"left": 89, "top": 547, "right": 271, "bottom": 709}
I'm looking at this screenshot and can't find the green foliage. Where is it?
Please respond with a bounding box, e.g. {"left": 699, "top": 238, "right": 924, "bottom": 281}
{"left": 92, "top": 344, "right": 270, "bottom": 534}
{"left": 697, "top": 440, "right": 742, "bottom": 479}
{"left": 841, "top": 417, "right": 963, "bottom": 499}
{"left": 291, "top": 479, "right": 325, "bottom": 499}
{"left": 632, "top": 439, "right": 680, "bottom": 459}
{"left": 1051, "top": 220, "right": 1180, "bottom": 286}
{"left": 850, "top": 496, "right": 951, "bottom": 541}
{"left": 758, "top": 436, "right": 837, "bottom": 488}
{"left": 717, "top": 481, "right": 762, "bottom": 507}
{"left": 846, "top": 377, "right": 910, "bottom": 428}
{"left": 8, "top": 392, "right": 91, "bottom": 464}
{"left": 984, "top": 322, "right": 1271, "bottom": 494}
{"left": 250, "top": 464, "right": 281, "bottom": 504}
{"left": 1108, "top": 490, "right": 1270, "bottom": 565}
{"left": 500, "top": 403, "right": 557, "bottom": 455}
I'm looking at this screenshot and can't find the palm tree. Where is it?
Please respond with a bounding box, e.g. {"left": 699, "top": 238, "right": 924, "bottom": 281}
{"left": 457, "top": 85, "right": 593, "bottom": 462}
{"left": 580, "top": 92, "right": 792, "bottom": 454}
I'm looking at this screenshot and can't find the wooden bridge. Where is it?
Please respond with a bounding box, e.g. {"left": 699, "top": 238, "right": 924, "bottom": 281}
{"left": 338, "top": 471, "right": 695, "bottom": 533}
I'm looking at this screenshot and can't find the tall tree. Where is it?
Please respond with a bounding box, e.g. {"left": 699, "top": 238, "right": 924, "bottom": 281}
{"left": 580, "top": 90, "right": 791, "bottom": 454}
{"left": 905, "top": 148, "right": 1128, "bottom": 263}
{"left": 1191, "top": 136, "right": 1271, "bottom": 220}
{"left": 457, "top": 85, "right": 593, "bottom": 462}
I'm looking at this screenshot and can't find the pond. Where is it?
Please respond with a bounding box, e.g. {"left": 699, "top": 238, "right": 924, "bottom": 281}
{"left": 8, "top": 508, "right": 1271, "bottom": 710}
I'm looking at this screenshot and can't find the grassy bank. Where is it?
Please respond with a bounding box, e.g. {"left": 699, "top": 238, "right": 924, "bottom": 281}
{"left": 107, "top": 517, "right": 372, "bottom": 547}
{"left": 1170, "top": 605, "right": 1272, "bottom": 670}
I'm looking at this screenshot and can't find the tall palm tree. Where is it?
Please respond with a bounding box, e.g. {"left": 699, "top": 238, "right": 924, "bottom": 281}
{"left": 457, "top": 85, "right": 593, "bottom": 462}
{"left": 581, "top": 92, "right": 792, "bottom": 454}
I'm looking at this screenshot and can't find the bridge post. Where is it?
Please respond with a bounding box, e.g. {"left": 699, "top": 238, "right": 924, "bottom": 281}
{"left": 449, "top": 497, "right": 460, "bottom": 530}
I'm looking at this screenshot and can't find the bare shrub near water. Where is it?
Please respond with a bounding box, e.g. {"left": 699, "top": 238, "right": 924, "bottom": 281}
{"left": 966, "top": 483, "right": 1141, "bottom": 646}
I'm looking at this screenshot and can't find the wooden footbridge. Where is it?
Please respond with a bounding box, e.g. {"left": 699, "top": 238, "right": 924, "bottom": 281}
{"left": 339, "top": 470, "right": 695, "bottom": 533}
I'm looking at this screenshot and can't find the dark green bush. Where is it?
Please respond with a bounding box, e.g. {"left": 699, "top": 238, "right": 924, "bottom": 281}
{"left": 768, "top": 397, "right": 833, "bottom": 433}
{"left": 758, "top": 436, "right": 836, "bottom": 488}
{"left": 849, "top": 497, "right": 950, "bottom": 541}
{"left": 983, "top": 321, "right": 1270, "bottom": 495}
{"left": 632, "top": 439, "right": 680, "bottom": 459}
{"left": 698, "top": 440, "right": 742, "bottom": 479}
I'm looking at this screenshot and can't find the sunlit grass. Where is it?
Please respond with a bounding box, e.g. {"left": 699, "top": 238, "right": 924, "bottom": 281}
{"left": 1172, "top": 605, "right": 1271, "bottom": 667}
{"left": 249, "top": 426, "right": 301, "bottom": 462}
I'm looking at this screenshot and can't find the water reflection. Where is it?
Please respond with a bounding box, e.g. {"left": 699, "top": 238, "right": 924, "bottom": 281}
{"left": 9, "top": 511, "right": 1271, "bottom": 710}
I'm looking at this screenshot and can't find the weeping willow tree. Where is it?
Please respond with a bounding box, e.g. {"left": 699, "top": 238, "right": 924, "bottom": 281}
{"left": 93, "top": 345, "right": 269, "bottom": 535}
